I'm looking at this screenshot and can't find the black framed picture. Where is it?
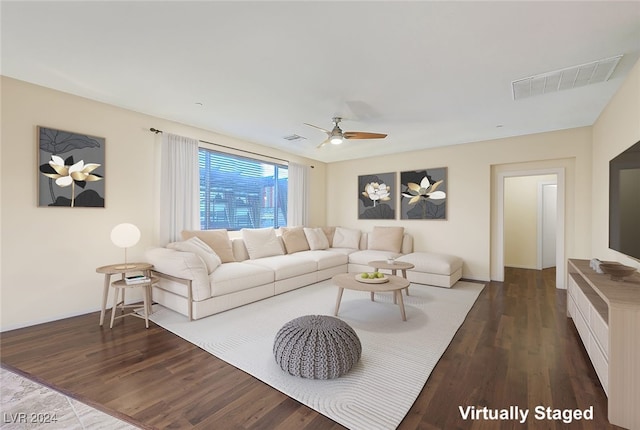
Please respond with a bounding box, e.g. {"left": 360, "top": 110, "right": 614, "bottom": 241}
{"left": 358, "top": 172, "right": 396, "bottom": 219}
{"left": 38, "top": 126, "right": 105, "bottom": 207}
{"left": 400, "top": 168, "right": 447, "bottom": 220}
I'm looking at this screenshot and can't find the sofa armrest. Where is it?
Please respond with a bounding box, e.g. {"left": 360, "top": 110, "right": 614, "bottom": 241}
{"left": 145, "top": 247, "right": 210, "bottom": 297}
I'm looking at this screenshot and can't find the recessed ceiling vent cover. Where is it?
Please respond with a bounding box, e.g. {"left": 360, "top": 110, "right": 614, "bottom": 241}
{"left": 283, "top": 134, "right": 306, "bottom": 141}
{"left": 512, "top": 55, "right": 623, "bottom": 100}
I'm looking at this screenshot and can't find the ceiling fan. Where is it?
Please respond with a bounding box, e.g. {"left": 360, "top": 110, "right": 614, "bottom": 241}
{"left": 304, "top": 117, "right": 387, "bottom": 148}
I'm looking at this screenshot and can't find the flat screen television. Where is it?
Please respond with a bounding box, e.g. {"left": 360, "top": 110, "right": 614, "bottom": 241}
{"left": 609, "top": 140, "right": 640, "bottom": 261}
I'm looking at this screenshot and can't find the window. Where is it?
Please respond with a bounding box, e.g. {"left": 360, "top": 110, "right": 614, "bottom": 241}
{"left": 199, "top": 147, "right": 288, "bottom": 230}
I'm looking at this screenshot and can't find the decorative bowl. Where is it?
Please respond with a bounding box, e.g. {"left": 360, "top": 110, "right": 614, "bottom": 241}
{"left": 599, "top": 263, "right": 637, "bottom": 281}
{"left": 355, "top": 273, "right": 389, "bottom": 284}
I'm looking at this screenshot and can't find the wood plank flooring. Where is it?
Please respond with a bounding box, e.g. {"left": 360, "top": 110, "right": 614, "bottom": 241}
{"left": 1, "top": 268, "right": 622, "bottom": 429}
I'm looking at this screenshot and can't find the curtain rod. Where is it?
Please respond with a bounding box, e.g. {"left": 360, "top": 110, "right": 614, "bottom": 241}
{"left": 149, "top": 127, "right": 312, "bottom": 167}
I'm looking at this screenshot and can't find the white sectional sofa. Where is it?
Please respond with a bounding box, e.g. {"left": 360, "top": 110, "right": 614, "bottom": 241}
{"left": 146, "top": 226, "right": 413, "bottom": 320}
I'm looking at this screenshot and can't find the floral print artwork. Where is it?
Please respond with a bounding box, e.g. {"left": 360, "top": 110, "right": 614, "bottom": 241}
{"left": 400, "top": 168, "right": 447, "bottom": 219}
{"left": 358, "top": 172, "right": 396, "bottom": 219}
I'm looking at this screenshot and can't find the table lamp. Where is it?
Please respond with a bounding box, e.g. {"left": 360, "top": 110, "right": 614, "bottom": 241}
{"left": 110, "top": 223, "right": 141, "bottom": 269}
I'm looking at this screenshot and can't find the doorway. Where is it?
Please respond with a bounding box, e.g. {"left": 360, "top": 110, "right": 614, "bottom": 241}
{"left": 494, "top": 167, "right": 565, "bottom": 288}
{"left": 503, "top": 175, "right": 557, "bottom": 270}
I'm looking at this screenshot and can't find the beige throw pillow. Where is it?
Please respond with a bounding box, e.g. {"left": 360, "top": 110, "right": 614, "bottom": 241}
{"left": 303, "top": 227, "right": 330, "bottom": 250}
{"left": 167, "top": 237, "right": 222, "bottom": 274}
{"left": 332, "top": 227, "right": 361, "bottom": 249}
{"left": 368, "top": 226, "right": 405, "bottom": 253}
{"left": 242, "top": 227, "right": 284, "bottom": 259}
{"left": 322, "top": 226, "right": 336, "bottom": 247}
{"left": 181, "top": 229, "right": 236, "bottom": 263}
{"left": 281, "top": 227, "right": 310, "bottom": 254}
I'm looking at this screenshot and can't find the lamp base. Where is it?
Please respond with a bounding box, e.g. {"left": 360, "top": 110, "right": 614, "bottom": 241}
{"left": 114, "top": 264, "right": 138, "bottom": 270}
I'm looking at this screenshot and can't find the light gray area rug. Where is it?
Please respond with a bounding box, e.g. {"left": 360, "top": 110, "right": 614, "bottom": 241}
{"left": 149, "top": 280, "right": 484, "bottom": 430}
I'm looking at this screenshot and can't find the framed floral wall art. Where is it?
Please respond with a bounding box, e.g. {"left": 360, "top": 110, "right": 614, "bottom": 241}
{"left": 358, "top": 172, "right": 396, "bottom": 219}
{"left": 400, "top": 168, "right": 447, "bottom": 220}
{"left": 38, "top": 126, "right": 105, "bottom": 207}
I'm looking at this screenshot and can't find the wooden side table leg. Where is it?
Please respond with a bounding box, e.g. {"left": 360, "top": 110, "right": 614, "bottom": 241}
{"left": 402, "top": 269, "right": 410, "bottom": 295}
{"left": 146, "top": 284, "right": 153, "bottom": 316}
{"left": 334, "top": 287, "right": 344, "bottom": 316}
{"left": 110, "top": 287, "right": 119, "bottom": 328}
{"left": 100, "top": 274, "right": 111, "bottom": 326}
{"left": 396, "top": 291, "right": 407, "bottom": 321}
{"left": 142, "top": 285, "right": 150, "bottom": 329}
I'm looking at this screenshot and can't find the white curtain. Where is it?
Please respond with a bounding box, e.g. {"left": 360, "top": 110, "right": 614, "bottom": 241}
{"left": 159, "top": 133, "right": 200, "bottom": 245}
{"left": 287, "top": 162, "right": 310, "bottom": 226}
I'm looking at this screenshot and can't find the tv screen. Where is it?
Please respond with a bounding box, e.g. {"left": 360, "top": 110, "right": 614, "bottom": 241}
{"left": 609, "top": 140, "right": 640, "bottom": 260}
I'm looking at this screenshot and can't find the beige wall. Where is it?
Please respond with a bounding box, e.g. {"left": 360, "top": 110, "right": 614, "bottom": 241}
{"left": 327, "top": 127, "right": 593, "bottom": 282}
{"left": 504, "top": 174, "right": 557, "bottom": 269}
{"left": 0, "top": 77, "right": 325, "bottom": 331}
{"left": 592, "top": 59, "right": 640, "bottom": 268}
{"left": 1, "top": 58, "right": 637, "bottom": 330}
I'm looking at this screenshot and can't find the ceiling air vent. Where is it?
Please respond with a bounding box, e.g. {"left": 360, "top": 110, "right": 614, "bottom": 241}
{"left": 512, "top": 54, "right": 623, "bottom": 100}
{"left": 283, "top": 134, "right": 306, "bottom": 141}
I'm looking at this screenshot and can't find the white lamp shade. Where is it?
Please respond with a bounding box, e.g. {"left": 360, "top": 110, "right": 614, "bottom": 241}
{"left": 110, "top": 223, "right": 141, "bottom": 248}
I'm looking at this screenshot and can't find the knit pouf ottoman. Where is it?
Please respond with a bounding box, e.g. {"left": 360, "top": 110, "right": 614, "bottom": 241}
{"left": 273, "top": 315, "right": 361, "bottom": 379}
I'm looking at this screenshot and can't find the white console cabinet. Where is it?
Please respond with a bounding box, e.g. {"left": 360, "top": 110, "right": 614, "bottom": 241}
{"left": 567, "top": 259, "right": 640, "bottom": 430}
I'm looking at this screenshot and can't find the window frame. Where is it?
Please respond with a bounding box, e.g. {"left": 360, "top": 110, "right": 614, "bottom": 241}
{"left": 198, "top": 145, "right": 288, "bottom": 231}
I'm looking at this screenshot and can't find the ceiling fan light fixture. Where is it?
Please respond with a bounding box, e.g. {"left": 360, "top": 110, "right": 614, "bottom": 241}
{"left": 330, "top": 135, "right": 344, "bottom": 145}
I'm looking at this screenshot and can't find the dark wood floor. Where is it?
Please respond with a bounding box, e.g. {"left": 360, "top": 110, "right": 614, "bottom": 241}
{"left": 1, "top": 268, "right": 621, "bottom": 429}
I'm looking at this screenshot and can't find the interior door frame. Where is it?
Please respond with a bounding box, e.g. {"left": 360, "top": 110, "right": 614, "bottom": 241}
{"left": 537, "top": 181, "right": 558, "bottom": 270}
{"left": 495, "top": 167, "right": 566, "bottom": 288}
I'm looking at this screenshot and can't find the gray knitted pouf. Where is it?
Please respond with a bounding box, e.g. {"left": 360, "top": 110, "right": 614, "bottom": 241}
{"left": 273, "top": 315, "right": 361, "bottom": 379}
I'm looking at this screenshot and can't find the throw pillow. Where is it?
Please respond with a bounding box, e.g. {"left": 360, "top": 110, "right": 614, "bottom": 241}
{"left": 368, "top": 226, "right": 405, "bottom": 253}
{"left": 281, "top": 227, "right": 310, "bottom": 254}
{"left": 332, "top": 227, "right": 361, "bottom": 249}
{"left": 168, "top": 237, "right": 222, "bottom": 274}
{"left": 242, "top": 227, "right": 284, "bottom": 259}
{"left": 304, "top": 227, "right": 330, "bottom": 250}
{"left": 322, "top": 226, "right": 336, "bottom": 247}
{"left": 181, "top": 229, "right": 235, "bottom": 263}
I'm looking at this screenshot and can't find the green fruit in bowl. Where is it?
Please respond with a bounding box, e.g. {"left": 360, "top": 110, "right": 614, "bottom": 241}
{"left": 360, "top": 273, "right": 368, "bottom": 279}
{"left": 376, "top": 272, "right": 384, "bottom": 278}
{"left": 368, "top": 273, "right": 376, "bottom": 279}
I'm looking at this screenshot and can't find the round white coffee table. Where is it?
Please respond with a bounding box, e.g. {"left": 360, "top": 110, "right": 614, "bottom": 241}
{"left": 332, "top": 273, "right": 410, "bottom": 321}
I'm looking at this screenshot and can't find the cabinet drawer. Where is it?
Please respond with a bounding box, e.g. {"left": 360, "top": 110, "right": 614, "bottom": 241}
{"left": 590, "top": 307, "right": 609, "bottom": 358}
{"left": 567, "top": 275, "right": 578, "bottom": 300}
{"left": 589, "top": 333, "right": 609, "bottom": 396}
{"left": 572, "top": 300, "right": 591, "bottom": 352}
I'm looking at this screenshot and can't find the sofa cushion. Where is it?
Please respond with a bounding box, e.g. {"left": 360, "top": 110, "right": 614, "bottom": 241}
{"left": 395, "top": 252, "right": 463, "bottom": 275}
{"left": 304, "top": 227, "right": 330, "bottom": 250}
{"left": 281, "top": 227, "right": 310, "bottom": 254}
{"left": 333, "top": 227, "right": 361, "bottom": 249}
{"left": 244, "top": 254, "right": 317, "bottom": 281}
{"left": 368, "top": 226, "right": 405, "bottom": 253}
{"left": 322, "top": 227, "right": 336, "bottom": 247}
{"left": 182, "top": 229, "right": 235, "bottom": 263}
{"left": 242, "top": 227, "right": 285, "bottom": 259}
{"left": 167, "top": 237, "right": 221, "bottom": 274}
{"left": 210, "top": 262, "right": 274, "bottom": 296}
{"left": 295, "top": 250, "right": 348, "bottom": 270}
{"left": 348, "top": 249, "right": 403, "bottom": 266}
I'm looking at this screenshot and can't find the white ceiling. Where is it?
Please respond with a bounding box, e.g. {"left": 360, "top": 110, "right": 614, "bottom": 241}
{"left": 2, "top": 1, "right": 639, "bottom": 163}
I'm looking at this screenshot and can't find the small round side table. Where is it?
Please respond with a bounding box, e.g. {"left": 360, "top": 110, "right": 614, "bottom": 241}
{"left": 96, "top": 263, "right": 153, "bottom": 327}
{"left": 368, "top": 260, "right": 415, "bottom": 298}
{"left": 110, "top": 276, "right": 158, "bottom": 329}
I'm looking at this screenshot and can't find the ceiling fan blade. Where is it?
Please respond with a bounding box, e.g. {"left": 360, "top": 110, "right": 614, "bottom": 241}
{"left": 343, "top": 132, "right": 387, "bottom": 140}
{"left": 304, "top": 123, "right": 331, "bottom": 134}
{"left": 317, "top": 138, "right": 330, "bottom": 149}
